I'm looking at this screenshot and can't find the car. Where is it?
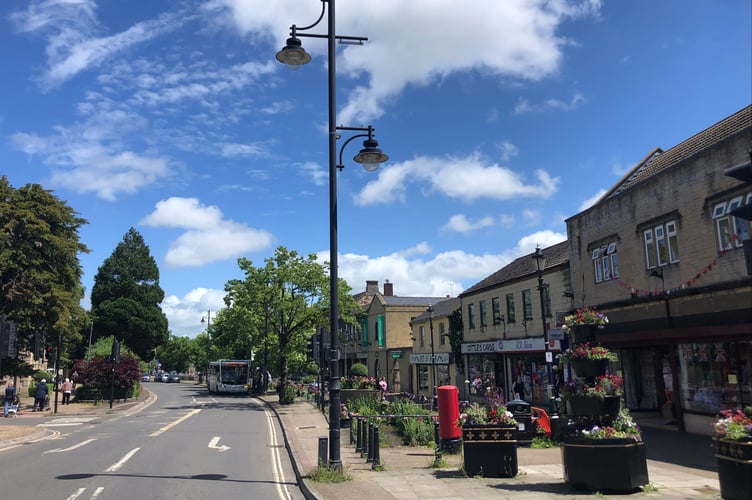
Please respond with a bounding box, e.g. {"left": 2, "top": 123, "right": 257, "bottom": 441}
{"left": 141, "top": 374, "right": 151, "bottom": 382}
{"left": 159, "top": 372, "right": 169, "bottom": 383}
{"left": 167, "top": 372, "right": 181, "bottom": 383}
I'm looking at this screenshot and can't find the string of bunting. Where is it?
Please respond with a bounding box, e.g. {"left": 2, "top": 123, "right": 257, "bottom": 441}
{"left": 617, "top": 235, "right": 740, "bottom": 297}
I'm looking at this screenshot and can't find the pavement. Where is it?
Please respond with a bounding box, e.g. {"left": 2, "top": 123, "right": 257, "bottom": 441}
{"left": 1, "top": 389, "right": 723, "bottom": 499}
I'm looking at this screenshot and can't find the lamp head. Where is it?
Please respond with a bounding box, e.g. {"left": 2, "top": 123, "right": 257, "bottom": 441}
{"left": 353, "top": 138, "right": 388, "bottom": 172}
{"left": 276, "top": 37, "right": 312, "bottom": 69}
{"left": 533, "top": 244, "right": 546, "bottom": 272}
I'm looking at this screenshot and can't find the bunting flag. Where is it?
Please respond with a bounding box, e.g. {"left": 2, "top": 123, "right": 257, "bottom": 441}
{"left": 617, "top": 234, "right": 739, "bottom": 297}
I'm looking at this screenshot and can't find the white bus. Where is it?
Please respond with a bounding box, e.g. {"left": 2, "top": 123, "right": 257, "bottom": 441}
{"left": 207, "top": 359, "right": 251, "bottom": 394}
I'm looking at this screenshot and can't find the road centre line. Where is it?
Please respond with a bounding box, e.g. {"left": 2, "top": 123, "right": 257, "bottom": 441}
{"left": 148, "top": 408, "right": 201, "bottom": 437}
{"left": 106, "top": 447, "right": 140, "bottom": 472}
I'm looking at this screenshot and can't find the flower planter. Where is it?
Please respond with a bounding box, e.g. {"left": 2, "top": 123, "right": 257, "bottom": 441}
{"left": 715, "top": 438, "right": 752, "bottom": 500}
{"left": 462, "top": 425, "right": 518, "bottom": 478}
{"left": 570, "top": 358, "right": 609, "bottom": 378}
{"left": 562, "top": 437, "right": 649, "bottom": 492}
{"left": 569, "top": 324, "right": 598, "bottom": 344}
{"left": 567, "top": 396, "right": 603, "bottom": 418}
{"left": 603, "top": 395, "right": 621, "bottom": 419}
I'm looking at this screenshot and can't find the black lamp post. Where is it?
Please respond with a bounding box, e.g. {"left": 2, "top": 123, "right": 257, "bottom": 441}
{"left": 427, "top": 304, "right": 437, "bottom": 410}
{"left": 276, "top": 0, "right": 387, "bottom": 470}
{"left": 532, "top": 245, "right": 556, "bottom": 416}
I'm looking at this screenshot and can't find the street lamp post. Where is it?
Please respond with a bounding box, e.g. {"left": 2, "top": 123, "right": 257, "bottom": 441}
{"left": 532, "top": 245, "right": 556, "bottom": 417}
{"left": 427, "top": 304, "right": 437, "bottom": 410}
{"left": 276, "top": 0, "right": 388, "bottom": 470}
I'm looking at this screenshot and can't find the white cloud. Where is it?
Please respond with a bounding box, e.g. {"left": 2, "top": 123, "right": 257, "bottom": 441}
{"left": 514, "top": 92, "right": 585, "bottom": 114}
{"left": 140, "top": 197, "right": 275, "bottom": 267}
{"left": 355, "top": 153, "right": 560, "bottom": 205}
{"left": 161, "top": 287, "right": 226, "bottom": 338}
{"left": 442, "top": 214, "right": 496, "bottom": 233}
{"left": 578, "top": 189, "right": 607, "bottom": 211}
{"left": 207, "top": 0, "right": 603, "bottom": 124}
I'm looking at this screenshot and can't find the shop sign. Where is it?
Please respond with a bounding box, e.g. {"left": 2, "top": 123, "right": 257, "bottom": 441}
{"left": 409, "top": 353, "right": 450, "bottom": 364}
{"left": 391, "top": 351, "right": 403, "bottom": 359}
{"left": 461, "top": 341, "right": 501, "bottom": 354}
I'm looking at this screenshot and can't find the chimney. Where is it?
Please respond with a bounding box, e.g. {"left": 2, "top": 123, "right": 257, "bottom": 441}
{"left": 366, "top": 280, "right": 379, "bottom": 295}
{"left": 383, "top": 280, "right": 394, "bottom": 296}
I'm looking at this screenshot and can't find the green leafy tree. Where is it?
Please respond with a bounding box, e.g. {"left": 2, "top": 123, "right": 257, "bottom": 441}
{"left": 224, "top": 246, "right": 358, "bottom": 402}
{"left": 155, "top": 335, "right": 194, "bottom": 372}
{"left": 0, "top": 177, "right": 89, "bottom": 366}
{"left": 90, "top": 228, "right": 168, "bottom": 361}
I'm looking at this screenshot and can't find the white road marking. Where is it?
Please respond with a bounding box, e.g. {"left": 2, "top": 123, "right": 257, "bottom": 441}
{"left": 266, "top": 406, "right": 292, "bottom": 500}
{"left": 208, "top": 436, "right": 231, "bottom": 452}
{"left": 105, "top": 447, "right": 140, "bottom": 472}
{"left": 44, "top": 438, "right": 97, "bottom": 454}
{"left": 37, "top": 417, "right": 98, "bottom": 427}
{"left": 92, "top": 486, "right": 104, "bottom": 497}
{"left": 67, "top": 487, "right": 86, "bottom": 500}
{"left": 148, "top": 408, "right": 201, "bottom": 437}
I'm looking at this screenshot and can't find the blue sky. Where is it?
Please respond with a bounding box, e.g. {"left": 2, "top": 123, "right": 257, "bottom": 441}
{"left": 2, "top": 0, "right": 750, "bottom": 338}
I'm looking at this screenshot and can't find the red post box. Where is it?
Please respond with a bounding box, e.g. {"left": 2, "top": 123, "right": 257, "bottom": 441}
{"left": 437, "top": 385, "right": 461, "bottom": 440}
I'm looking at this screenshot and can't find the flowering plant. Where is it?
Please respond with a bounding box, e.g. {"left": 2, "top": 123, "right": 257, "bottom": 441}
{"left": 713, "top": 406, "right": 752, "bottom": 441}
{"left": 560, "top": 374, "right": 623, "bottom": 400}
{"left": 457, "top": 395, "right": 517, "bottom": 427}
{"left": 574, "top": 409, "right": 642, "bottom": 441}
{"left": 341, "top": 376, "right": 377, "bottom": 390}
{"left": 563, "top": 306, "right": 608, "bottom": 330}
{"left": 562, "top": 342, "right": 617, "bottom": 362}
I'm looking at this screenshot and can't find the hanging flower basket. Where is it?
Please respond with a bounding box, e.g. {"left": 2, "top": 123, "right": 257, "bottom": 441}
{"left": 570, "top": 324, "right": 598, "bottom": 344}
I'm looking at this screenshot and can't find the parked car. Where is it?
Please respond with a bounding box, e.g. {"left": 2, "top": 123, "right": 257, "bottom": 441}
{"left": 141, "top": 374, "right": 151, "bottom": 382}
{"left": 167, "top": 372, "right": 181, "bottom": 383}
{"left": 159, "top": 372, "right": 169, "bottom": 383}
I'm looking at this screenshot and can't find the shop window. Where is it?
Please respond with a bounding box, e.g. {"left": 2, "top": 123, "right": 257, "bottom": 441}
{"left": 607, "top": 241, "right": 620, "bottom": 278}
{"left": 522, "top": 289, "right": 533, "bottom": 321}
{"left": 467, "top": 303, "right": 475, "bottom": 329}
{"left": 418, "top": 365, "right": 429, "bottom": 390}
{"left": 492, "top": 297, "right": 501, "bottom": 324}
{"left": 506, "top": 293, "right": 516, "bottom": 323}
{"left": 479, "top": 300, "right": 487, "bottom": 327}
{"left": 678, "top": 341, "right": 752, "bottom": 414}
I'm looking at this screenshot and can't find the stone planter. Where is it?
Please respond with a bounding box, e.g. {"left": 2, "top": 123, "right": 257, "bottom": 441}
{"left": 715, "top": 438, "right": 752, "bottom": 500}
{"left": 562, "top": 437, "right": 649, "bottom": 492}
{"left": 462, "top": 425, "right": 518, "bottom": 478}
{"left": 570, "top": 358, "right": 609, "bottom": 378}
{"left": 569, "top": 324, "right": 598, "bottom": 344}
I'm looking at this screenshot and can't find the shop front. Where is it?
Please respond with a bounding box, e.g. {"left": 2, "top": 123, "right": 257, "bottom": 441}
{"left": 409, "top": 352, "right": 451, "bottom": 400}
{"left": 462, "top": 338, "right": 562, "bottom": 406}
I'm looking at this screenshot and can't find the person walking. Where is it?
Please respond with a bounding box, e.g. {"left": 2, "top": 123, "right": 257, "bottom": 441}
{"left": 61, "top": 378, "right": 73, "bottom": 405}
{"left": 34, "top": 379, "right": 49, "bottom": 411}
{"left": 3, "top": 382, "right": 16, "bottom": 417}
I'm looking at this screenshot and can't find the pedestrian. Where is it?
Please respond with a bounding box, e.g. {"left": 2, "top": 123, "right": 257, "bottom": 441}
{"left": 513, "top": 377, "right": 525, "bottom": 401}
{"left": 3, "top": 382, "right": 16, "bottom": 418}
{"left": 62, "top": 378, "right": 73, "bottom": 405}
{"left": 34, "top": 379, "right": 49, "bottom": 411}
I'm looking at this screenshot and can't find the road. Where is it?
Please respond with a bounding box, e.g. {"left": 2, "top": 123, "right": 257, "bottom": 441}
{"left": 0, "top": 382, "right": 305, "bottom": 500}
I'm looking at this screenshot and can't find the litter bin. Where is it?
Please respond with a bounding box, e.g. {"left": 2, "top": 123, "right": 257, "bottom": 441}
{"left": 507, "top": 399, "right": 533, "bottom": 446}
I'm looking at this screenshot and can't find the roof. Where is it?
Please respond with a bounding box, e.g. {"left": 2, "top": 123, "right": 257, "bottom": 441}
{"left": 459, "top": 240, "right": 569, "bottom": 297}
{"left": 603, "top": 105, "right": 752, "bottom": 201}
{"left": 411, "top": 297, "right": 461, "bottom": 322}
{"left": 379, "top": 296, "right": 447, "bottom": 307}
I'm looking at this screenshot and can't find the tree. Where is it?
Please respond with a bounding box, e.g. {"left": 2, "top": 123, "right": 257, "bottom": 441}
{"left": 447, "top": 307, "right": 464, "bottom": 372}
{"left": 155, "top": 335, "right": 193, "bottom": 372}
{"left": 224, "top": 246, "right": 358, "bottom": 402}
{"left": 0, "top": 177, "right": 89, "bottom": 363}
{"left": 90, "top": 228, "right": 168, "bottom": 361}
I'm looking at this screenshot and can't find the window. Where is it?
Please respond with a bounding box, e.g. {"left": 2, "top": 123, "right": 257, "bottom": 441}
{"left": 522, "top": 290, "right": 533, "bottom": 321}
{"left": 439, "top": 322, "right": 446, "bottom": 345}
{"left": 543, "top": 285, "right": 552, "bottom": 318}
{"left": 607, "top": 242, "right": 620, "bottom": 278}
{"left": 360, "top": 318, "right": 369, "bottom": 347}
{"left": 644, "top": 229, "right": 657, "bottom": 269}
{"left": 418, "top": 365, "right": 429, "bottom": 390}
{"left": 644, "top": 221, "right": 679, "bottom": 269}
{"left": 419, "top": 326, "right": 425, "bottom": 347}
{"left": 714, "top": 195, "right": 751, "bottom": 250}
{"left": 467, "top": 303, "right": 475, "bottom": 329}
{"left": 479, "top": 300, "right": 487, "bottom": 327}
{"left": 492, "top": 297, "right": 501, "bottom": 324}
{"left": 506, "top": 293, "right": 516, "bottom": 323}
{"left": 592, "top": 247, "right": 603, "bottom": 283}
